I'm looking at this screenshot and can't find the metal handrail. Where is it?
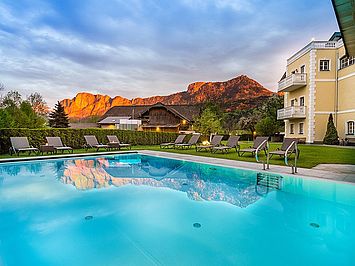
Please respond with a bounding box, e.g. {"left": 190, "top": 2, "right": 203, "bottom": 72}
{"left": 284, "top": 141, "right": 298, "bottom": 174}
{"left": 255, "top": 140, "right": 269, "bottom": 170}
{"left": 265, "top": 141, "right": 298, "bottom": 174}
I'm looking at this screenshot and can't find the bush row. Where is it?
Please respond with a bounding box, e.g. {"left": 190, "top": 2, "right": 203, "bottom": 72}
{"left": 0, "top": 128, "right": 179, "bottom": 154}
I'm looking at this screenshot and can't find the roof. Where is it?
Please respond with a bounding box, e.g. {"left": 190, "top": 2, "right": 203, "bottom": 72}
{"left": 332, "top": 0, "right": 355, "bottom": 56}
{"left": 101, "top": 106, "right": 148, "bottom": 120}
{"left": 97, "top": 116, "right": 131, "bottom": 124}
{"left": 99, "top": 103, "right": 201, "bottom": 122}
{"left": 329, "top": 32, "right": 342, "bottom": 41}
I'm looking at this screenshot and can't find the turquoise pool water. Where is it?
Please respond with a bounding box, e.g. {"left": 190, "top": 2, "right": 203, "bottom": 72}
{"left": 0, "top": 154, "right": 354, "bottom": 265}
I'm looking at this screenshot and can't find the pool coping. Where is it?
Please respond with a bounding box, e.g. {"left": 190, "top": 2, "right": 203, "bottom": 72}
{"left": 139, "top": 150, "right": 355, "bottom": 185}
{"left": 0, "top": 149, "right": 354, "bottom": 185}
{"left": 0, "top": 150, "right": 138, "bottom": 163}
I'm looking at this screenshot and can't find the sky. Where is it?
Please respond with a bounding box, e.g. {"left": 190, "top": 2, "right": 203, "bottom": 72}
{"left": 0, "top": 0, "right": 339, "bottom": 107}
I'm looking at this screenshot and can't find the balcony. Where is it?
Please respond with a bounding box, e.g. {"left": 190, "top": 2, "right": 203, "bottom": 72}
{"left": 278, "top": 73, "right": 307, "bottom": 92}
{"left": 277, "top": 106, "right": 307, "bottom": 120}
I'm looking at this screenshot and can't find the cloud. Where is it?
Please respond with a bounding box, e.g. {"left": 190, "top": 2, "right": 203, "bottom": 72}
{"left": 181, "top": 0, "right": 252, "bottom": 12}
{"left": 0, "top": 0, "right": 339, "bottom": 106}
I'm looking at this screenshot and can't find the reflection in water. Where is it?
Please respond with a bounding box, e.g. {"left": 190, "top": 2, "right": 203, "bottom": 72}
{"left": 58, "top": 155, "right": 264, "bottom": 208}
{"left": 0, "top": 162, "right": 43, "bottom": 176}
{"left": 0, "top": 165, "right": 21, "bottom": 176}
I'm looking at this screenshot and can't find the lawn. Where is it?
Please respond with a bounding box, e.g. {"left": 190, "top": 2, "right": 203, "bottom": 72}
{"left": 0, "top": 142, "right": 354, "bottom": 168}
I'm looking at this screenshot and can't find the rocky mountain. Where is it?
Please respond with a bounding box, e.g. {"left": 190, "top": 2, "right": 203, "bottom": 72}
{"left": 60, "top": 75, "right": 273, "bottom": 119}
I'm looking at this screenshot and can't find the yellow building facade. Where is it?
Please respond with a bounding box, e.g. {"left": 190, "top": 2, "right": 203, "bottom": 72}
{"left": 278, "top": 33, "right": 355, "bottom": 144}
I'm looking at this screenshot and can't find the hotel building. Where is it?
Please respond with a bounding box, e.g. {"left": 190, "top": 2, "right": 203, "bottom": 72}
{"left": 277, "top": 32, "right": 355, "bottom": 143}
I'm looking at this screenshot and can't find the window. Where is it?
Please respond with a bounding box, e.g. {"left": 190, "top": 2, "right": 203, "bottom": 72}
{"left": 290, "top": 99, "right": 295, "bottom": 107}
{"left": 299, "top": 97, "right": 305, "bottom": 106}
{"left": 320, "top": 60, "right": 330, "bottom": 71}
{"left": 340, "top": 56, "right": 355, "bottom": 69}
{"left": 290, "top": 124, "right": 294, "bottom": 134}
{"left": 347, "top": 121, "right": 355, "bottom": 135}
{"left": 299, "top": 123, "right": 304, "bottom": 134}
{"left": 300, "top": 65, "right": 305, "bottom": 73}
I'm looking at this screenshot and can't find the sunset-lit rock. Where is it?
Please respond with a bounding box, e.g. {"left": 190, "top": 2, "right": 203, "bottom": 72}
{"left": 61, "top": 75, "right": 273, "bottom": 119}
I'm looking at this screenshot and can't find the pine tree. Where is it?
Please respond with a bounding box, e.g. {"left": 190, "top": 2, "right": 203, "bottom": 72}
{"left": 48, "top": 101, "right": 70, "bottom": 128}
{"left": 323, "top": 114, "right": 339, "bottom": 145}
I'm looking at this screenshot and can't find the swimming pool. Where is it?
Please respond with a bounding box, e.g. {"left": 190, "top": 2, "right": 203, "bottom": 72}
{"left": 0, "top": 153, "right": 354, "bottom": 265}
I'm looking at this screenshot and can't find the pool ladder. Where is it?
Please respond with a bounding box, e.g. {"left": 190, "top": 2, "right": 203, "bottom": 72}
{"left": 256, "top": 172, "right": 283, "bottom": 191}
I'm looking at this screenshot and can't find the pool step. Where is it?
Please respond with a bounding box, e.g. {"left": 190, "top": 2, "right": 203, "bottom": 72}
{"left": 256, "top": 173, "right": 283, "bottom": 190}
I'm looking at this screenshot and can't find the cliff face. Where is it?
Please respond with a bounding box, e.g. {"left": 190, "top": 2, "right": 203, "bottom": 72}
{"left": 60, "top": 75, "right": 273, "bottom": 119}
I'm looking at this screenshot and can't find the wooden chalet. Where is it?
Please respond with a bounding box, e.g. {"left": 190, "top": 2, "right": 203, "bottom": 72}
{"left": 98, "top": 102, "right": 201, "bottom": 132}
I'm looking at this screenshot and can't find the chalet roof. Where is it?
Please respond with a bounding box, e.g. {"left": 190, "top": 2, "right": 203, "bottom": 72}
{"left": 101, "top": 106, "right": 148, "bottom": 119}
{"left": 99, "top": 103, "right": 201, "bottom": 122}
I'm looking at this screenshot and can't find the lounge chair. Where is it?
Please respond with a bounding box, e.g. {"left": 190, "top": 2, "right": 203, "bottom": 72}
{"left": 160, "top": 134, "right": 186, "bottom": 149}
{"left": 238, "top": 136, "right": 269, "bottom": 157}
{"left": 174, "top": 133, "right": 201, "bottom": 149}
{"left": 269, "top": 138, "right": 300, "bottom": 159}
{"left": 46, "top": 137, "right": 73, "bottom": 153}
{"left": 107, "top": 135, "right": 131, "bottom": 150}
{"left": 212, "top": 135, "right": 240, "bottom": 153}
{"left": 196, "top": 135, "right": 223, "bottom": 152}
{"left": 84, "top": 135, "right": 109, "bottom": 151}
{"left": 9, "top": 137, "right": 39, "bottom": 156}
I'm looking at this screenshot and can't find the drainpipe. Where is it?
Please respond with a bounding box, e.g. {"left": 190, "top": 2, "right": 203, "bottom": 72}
{"left": 335, "top": 49, "right": 339, "bottom": 127}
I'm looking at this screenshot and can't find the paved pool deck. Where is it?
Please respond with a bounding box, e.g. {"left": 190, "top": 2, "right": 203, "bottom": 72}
{"left": 0, "top": 149, "right": 354, "bottom": 185}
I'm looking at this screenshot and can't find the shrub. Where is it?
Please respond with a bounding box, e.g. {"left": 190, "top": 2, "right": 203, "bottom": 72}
{"left": 0, "top": 128, "right": 179, "bottom": 154}
{"left": 323, "top": 114, "right": 339, "bottom": 145}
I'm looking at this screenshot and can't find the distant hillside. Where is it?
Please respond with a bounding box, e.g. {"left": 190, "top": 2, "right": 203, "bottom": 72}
{"left": 60, "top": 75, "right": 274, "bottom": 119}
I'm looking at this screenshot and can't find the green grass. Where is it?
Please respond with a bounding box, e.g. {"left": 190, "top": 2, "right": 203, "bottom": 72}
{"left": 0, "top": 142, "right": 354, "bottom": 168}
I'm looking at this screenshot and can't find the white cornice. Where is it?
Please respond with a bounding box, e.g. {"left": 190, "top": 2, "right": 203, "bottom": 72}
{"left": 287, "top": 40, "right": 343, "bottom": 66}
{"left": 338, "top": 72, "right": 355, "bottom": 81}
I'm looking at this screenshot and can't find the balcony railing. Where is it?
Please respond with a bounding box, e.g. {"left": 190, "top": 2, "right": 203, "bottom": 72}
{"left": 277, "top": 106, "right": 307, "bottom": 120}
{"left": 278, "top": 73, "right": 307, "bottom": 92}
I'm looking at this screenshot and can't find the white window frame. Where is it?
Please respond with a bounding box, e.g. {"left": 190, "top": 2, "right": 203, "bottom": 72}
{"left": 290, "top": 99, "right": 296, "bottom": 107}
{"left": 299, "top": 96, "right": 305, "bottom": 107}
{"left": 346, "top": 120, "right": 355, "bottom": 135}
{"left": 300, "top": 64, "right": 306, "bottom": 74}
{"left": 290, "top": 123, "right": 295, "bottom": 134}
{"left": 299, "top": 122, "right": 304, "bottom": 135}
{"left": 319, "top": 59, "right": 331, "bottom": 71}
{"left": 340, "top": 56, "right": 355, "bottom": 69}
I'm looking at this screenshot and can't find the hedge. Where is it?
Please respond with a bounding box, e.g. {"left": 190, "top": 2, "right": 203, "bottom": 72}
{"left": 0, "top": 128, "right": 179, "bottom": 154}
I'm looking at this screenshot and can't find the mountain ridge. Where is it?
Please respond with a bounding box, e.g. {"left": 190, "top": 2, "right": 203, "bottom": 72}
{"left": 60, "top": 75, "right": 274, "bottom": 119}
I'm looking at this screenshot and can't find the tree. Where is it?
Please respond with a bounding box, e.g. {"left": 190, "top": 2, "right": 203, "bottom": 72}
{"left": 323, "top": 114, "right": 339, "bottom": 145}
{"left": 1, "top": 90, "right": 22, "bottom": 107}
{"left": 0, "top": 109, "right": 14, "bottom": 128}
{"left": 257, "top": 94, "right": 284, "bottom": 133}
{"left": 48, "top": 101, "right": 70, "bottom": 128}
{"left": 27, "top": 92, "right": 49, "bottom": 116}
{"left": 221, "top": 95, "right": 284, "bottom": 136}
{"left": 194, "top": 107, "right": 222, "bottom": 135}
{"left": 0, "top": 91, "right": 46, "bottom": 129}
{"left": 222, "top": 109, "right": 248, "bottom": 133}
{"left": 255, "top": 116, "right": 280, "bottom": 137}
{"left": 238, "top": 115, "right": 259, "bottom": 134}
{"left": 18, "top": 101, "right": 47, "bottom": 128}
